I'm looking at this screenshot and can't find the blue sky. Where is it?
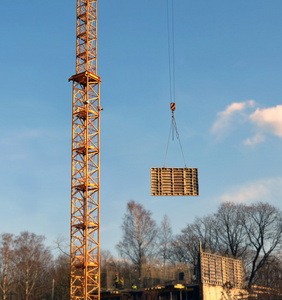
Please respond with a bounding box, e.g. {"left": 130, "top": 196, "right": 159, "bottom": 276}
{"left": 1, "top": 0, "right": 282, "bottom": 256}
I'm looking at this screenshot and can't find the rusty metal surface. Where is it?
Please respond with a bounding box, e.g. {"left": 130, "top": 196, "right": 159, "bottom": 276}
{"left": 151, "top": 168, "right": 199, "bottom": 196}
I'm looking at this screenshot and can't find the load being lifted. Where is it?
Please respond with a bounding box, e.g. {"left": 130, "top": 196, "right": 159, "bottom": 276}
{"left": 151, "top": 167, "right": 199, "bottom": 196}
{"left": 150, "top": 0, "right": 199, "bottom": 197}
{"left": 151, "top": 103, "right": 199, "bottom": 197}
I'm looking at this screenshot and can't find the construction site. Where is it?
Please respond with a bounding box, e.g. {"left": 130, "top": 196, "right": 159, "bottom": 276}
{"left": 2, "top": 0, "right": 282, "bottom": 299}
{"left": 67, "top": 1, "right": 281, "bottom": 300}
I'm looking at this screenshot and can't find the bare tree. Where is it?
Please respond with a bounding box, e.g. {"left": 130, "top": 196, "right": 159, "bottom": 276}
{"left": 52, "top": 254, "right": 70, "bottom": 300}
{"left": 215, "top": 202, "right": 248, "bottom": 258}
{"left": 13, "top": 231, "right": 53, "bottom": 300}
{"left": 101, "top": 250, "right": 115, "bottom": 268}
{"left": 0, "top": 234, "right": 15, "bottom": 300}
{"left": 54, "top": 234, "right": 70, "bottom": 257}
{"left": 158, "top": 215, "right": 172, "bottom": 270}
{"left": 171, "top": 215, "right": 219, "bottom": 268}
{"left": 170, "top": 229, "right": 198, "bottom": 267}
{"left": 116, "top": 200, "right": 158, "bottom": 285}
{"left": 100, "top": 249, "right": 118, "bottom": 290}
{"left": 254, "top": 255, "right": 282, "bottom": 291}
{"left": 172, "top": 202, "right": 281, "bottom": 288}
{"left": 242, "top": 202, "right": 282, "bottom": 287}
{"left": 190, "top": 215, "right": 220, "bottom": 253}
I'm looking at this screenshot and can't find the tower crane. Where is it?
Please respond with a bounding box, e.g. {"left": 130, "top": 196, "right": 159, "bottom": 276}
{"left": 69, "top": 0, "right": 101, "bottom": 299}
{"left": 68, "top": 0, "right": 197, "bottom": 298}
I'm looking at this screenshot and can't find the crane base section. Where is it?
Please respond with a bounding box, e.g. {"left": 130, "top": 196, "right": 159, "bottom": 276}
{"left": 151, "top": 167, "right": 199, "bottom": 196}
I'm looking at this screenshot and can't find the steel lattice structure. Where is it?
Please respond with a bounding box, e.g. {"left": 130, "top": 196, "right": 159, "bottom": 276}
{"left": 69, "top": 0, "right": 101, "bottom": 299}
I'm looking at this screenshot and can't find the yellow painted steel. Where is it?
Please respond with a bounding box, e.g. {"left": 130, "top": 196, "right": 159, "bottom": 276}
{"left": 69, "top": 0, "right": 101, "bottom": 299}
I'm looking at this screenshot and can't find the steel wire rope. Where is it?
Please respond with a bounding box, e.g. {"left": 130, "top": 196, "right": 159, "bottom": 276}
{"left": 166, "top": 0, "right": 176, "bottom": 103}
{"left": 171, "top": 0, "right": 176, "bottom": 102}
{"left": 166, "top": 0, "right": 173, "bottom": 102}
{"left": 163, "top": 115, "right": 187, "bottom": 168}
{"left": 172, "top": 116, "right": 187, "bottom": 168}
{"left": 163, "top": 0, "right": 188, "bottom": 168}
{"left": 163, "top": 119, "right": 172, "bottom": 168}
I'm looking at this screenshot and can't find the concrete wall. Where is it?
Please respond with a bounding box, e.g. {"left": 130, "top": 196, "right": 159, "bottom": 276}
{"left": 202, "top": 284, "right": 248, "bottom": 300}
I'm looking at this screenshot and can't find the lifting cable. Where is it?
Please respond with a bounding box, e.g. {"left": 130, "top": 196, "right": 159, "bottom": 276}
{"left": 166, "top": 0, "right": 176, "bottom": 103}
{"left": 163, "top": 0, "right": 187, "bottom": 168}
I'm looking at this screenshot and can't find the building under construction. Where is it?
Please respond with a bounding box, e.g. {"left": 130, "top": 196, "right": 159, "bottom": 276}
{"left": 99, "top": 248, "right": 281, "bottom": 300}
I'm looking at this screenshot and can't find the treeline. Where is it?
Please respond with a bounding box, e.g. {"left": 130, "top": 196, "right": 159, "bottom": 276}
{"left": 0, "top": 201, "right": 281, "bottom": 299}
{"left": 0, "top": 232, "right": 69, "bottom": 300}
{"left": 115, "top": 201, "right": 282, "bottom": 290}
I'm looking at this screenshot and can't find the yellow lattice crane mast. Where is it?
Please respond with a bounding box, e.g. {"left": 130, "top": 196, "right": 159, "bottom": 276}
{"left": 69, "top": 0, "right": 101, "bottom": 299}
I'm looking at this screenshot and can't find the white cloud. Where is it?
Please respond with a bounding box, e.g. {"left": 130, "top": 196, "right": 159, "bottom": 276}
{"left": 221, "top": 184, "right": 268, "bottom": 203}
{"left": 244, "top": 133, "right": 265, "bottom": 146}
{"left": 220, "top": 177, "right": 282, "bottom": 207}
{"left": 211, "top": 102, "right": 282, "bottom": 146}
{"left": 249, "top": 105, "right": 282, "bottom": 137}
{"left": 211, "top": 100, "right": 255, "bottom": 135}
